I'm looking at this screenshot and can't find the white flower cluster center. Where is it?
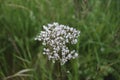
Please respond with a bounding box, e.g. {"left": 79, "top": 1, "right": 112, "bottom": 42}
{"left": 35, "top": 22, "right": 80, "bottom": 65}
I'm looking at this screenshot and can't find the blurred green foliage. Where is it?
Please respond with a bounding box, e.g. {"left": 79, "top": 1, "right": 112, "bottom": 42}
{"left": 0, "top": 0, "right": 120, "bottom": 80}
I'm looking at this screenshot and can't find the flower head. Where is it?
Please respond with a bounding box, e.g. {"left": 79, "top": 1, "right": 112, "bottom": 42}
{"left": 35, "top": 22, "right": 80, "bottom": 65}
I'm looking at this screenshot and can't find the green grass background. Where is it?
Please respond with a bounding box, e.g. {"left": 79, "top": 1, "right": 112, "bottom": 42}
{"left": 0, "top": 0, "right": 120, "bottom": 80}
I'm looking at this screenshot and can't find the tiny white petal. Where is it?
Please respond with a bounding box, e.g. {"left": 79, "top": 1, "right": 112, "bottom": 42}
{"left": 74, "top": 53, "right": 78, "bottom": 57}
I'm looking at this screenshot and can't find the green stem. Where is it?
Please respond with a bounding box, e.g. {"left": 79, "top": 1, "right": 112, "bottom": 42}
{"left": 57, "top": 61, "right": 62, "bottom": 80}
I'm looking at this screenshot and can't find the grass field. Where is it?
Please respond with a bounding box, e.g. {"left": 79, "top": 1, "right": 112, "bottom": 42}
{"left": 0, "top": 0, "right": 120, "bottom": 80}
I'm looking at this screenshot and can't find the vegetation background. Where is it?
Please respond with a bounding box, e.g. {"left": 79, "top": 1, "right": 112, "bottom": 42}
{"left": 0, "top": 0, "right": 120, "bottom": 80}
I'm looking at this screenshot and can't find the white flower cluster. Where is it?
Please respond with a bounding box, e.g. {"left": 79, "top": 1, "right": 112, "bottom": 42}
{"left": 35, "top": 22, "right": 80, "bottom": 65}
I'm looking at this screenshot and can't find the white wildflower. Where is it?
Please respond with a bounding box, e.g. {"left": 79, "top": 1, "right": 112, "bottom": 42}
{"left": 35, "top": 22, "right": 80, "bottom": 65}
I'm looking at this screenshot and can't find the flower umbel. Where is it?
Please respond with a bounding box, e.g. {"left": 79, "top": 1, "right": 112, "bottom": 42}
{"left": 35, "top": 22, "right": 80, "bottom": 65}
